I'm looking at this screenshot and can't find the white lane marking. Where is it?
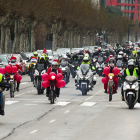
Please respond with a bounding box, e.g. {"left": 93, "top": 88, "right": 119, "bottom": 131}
{"left": 86, "top": 96, "right": 94, "bottom": 101}
{"left": 54, "top": 102, "right": 71, "bottom": 106}
{"left": 30, "top": 130, "right": 38, "bottom": 134}
{"left": 25, "top": 104, "right": 38, "bottom": 105}
{"left": 85, "top": 92, "right": 99, "bottom": 101}
{"left": 80, "top": 102, "right": 97, "bottom": 106}
{"left": 5, "top": 101, "right": 19, "bottom": 105}
{"left": 15, "top": 93, "right": 25, "bottom": 97}
{"left": 135, "top": 103, "right": 140, "bottom": 107}
{"left": 33, "top": 101, "right": 46, "bottom": 103}
{"left": 21, "top": 82, "right": 28, "bottom": 85}
{"left": 106, "top": 105, "right": 120, "bottom": 107}
{"left": 27, "top": 91, "right": 31, "bottom": 93}
{"left": 49, "top": 120, "right": 56, "bottom": 123}
{"left": 64, "top": 110, "right": 70, "bottom": 114}
{"left": 57, "top": 99, "right": 68, "bottom": 101}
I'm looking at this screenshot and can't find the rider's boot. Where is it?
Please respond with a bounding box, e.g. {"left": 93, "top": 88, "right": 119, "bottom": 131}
{"left": 16, "top": 83, "right": 20, "bottom": 92}
{"left": 114, "top": 89, "right": 117, "bottom": 93}
{"left": 104, "top": 89, "right": 107, "bottom": 93}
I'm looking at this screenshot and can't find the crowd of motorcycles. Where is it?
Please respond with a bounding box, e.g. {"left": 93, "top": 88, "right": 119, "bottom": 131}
{"left": 0, "top": 46, "right": 140, "bottom": 115}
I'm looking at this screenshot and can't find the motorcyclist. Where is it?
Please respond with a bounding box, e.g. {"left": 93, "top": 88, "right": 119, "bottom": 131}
{"left": 9, "top": 56, "right": 23, "bottom": 92}
{"left": 123, "top": 53, "right": 128, "bottom": 63}
{"left": 75, "top": 56, "right": 96, "bottom": 86}
{"left": 33, "top": 51, "right": 40, "bottom": 62}
{"left": 71, "top": 52, "right": 78, "bottom": 61}
{"left": 103, "top": 59, "right": 119, "bottom": 93}
{"left": 28, "top": 57, "right": 37, "bottom": 82}
{"left": 46, "top": 61, "right": 62, "bottom": 98}
{"left": 42, "top": 54, "right": 50, "bottom": 69}
{"left": 66, "top": 52, "right": 71, "bottom": 59}
{"left": 35, "top": 56, "right": 47, "bottom": 70}
{"left": 121, "top": 59, "right": 140, "bottom": 101}
{"left": 105, "top": 55, "right": 116, "bottom": 63}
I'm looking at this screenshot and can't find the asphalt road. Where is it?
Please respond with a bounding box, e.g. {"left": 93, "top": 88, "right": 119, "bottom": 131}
{"left": 0, "top": 74, "right": 140, "bottom": 140}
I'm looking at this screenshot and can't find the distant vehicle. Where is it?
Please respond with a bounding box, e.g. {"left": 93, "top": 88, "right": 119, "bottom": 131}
{"left": 0, "top": 54, "right": 9, "bottom": 67}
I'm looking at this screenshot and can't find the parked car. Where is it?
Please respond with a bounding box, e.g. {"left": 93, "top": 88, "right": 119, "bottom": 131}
{"left": 0, "top": 54, "right": 9, "bottom": 67}
{"left": 12, "top": 54, "right": 27, "bottom": 74}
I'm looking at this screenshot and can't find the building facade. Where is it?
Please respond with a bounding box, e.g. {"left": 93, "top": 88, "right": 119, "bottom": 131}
{"left": 106, "top": 0, "right": 140, "bottom": 20}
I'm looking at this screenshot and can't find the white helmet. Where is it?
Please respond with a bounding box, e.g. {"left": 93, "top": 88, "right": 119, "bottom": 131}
{"left": 117, "top": 55, "right": 123, "bottom": 59}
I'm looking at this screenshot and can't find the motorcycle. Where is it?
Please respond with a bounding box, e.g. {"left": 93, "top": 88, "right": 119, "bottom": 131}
{"left": 76, "top": 64, "right": 96, "bottom": 95}
{"left": 34, "top": 64, "right": 46, "bottom": 94}
{"left": 6, "top": 73, "right": 17, "bottom": 98}
{"left": 60, "top": 61, "right": 70, "bottom": 84}
{"left": 70, "top": 61, "right": 78, "bottom": 78}
{"left": 29, "top": 63, "right": 36, "bottom": 82}
{"left": 96, "top": 57, "right": 105, "bottom": 76}
{"left": 123, "top": 76, "right": 139, "bottom": 109}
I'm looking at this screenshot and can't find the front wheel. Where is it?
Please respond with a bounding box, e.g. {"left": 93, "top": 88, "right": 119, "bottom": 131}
{"left": 98, "top": 70, "right": 102, "bottom": 76}
{"left": 128, "top": 94, "right": 134, "bottom": 109}
{"left": 82, "top": 84, "right": 87, "bottom": 96}
{"left": 50, "top": 90, "right": 55, "bottom": 104}
{"left": 37, "top": 81, "right": 41, "bottom": 95}
{"left": 109, "top": 86, "right": 112, "bottom": 101}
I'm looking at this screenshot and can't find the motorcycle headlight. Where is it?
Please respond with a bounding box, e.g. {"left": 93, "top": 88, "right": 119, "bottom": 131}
{"left": 109, "top": 76, "right": 113, "bottom": 79}
{"left": 72, "top": 65, "right": 74, "bottom": 67}
{"left": 126, "top": 84, "right": 130, "bottom": 89}
{"left": 131, "top": 85, "right": 136, "bottom": 89}
{"left": 62, "top": 68, "right": 66, "bottom": 71}
{"left": 10, "top": 75, "right": 14, "bottom": 79}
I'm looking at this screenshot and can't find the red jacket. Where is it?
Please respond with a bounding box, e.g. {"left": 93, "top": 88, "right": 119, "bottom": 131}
{"left": 47, "top": 68, "right": 62, "bottom": 75}
{"left": 9, "top": 64, "right": 23, "bottom": 72}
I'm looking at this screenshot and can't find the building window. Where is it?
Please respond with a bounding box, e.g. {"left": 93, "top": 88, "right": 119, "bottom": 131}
{"left": 117, "top": 0, "right": 121, "bottom": 3}
{"left": 137, "top": 6, "right": 139, "bottom": 11}
{"left": 131, "top": 6, "right": 135, "bottom": 11}
{"left": 130, "top": 13, "right": 134, "bottom": 19}
{"left": 137, "top": 13, "right": 139, "bottom": 18}
{"left": 128, "top": 6, "right": 130, "bottom": 10}
{"left": 123, "top": 12, "right": 126, "bottom": 17}
{"left": 128, "top": 0, "right": 130, "bottom": 3}
{"left": 137, "top": 0, "right": 139, "bottom": 4}
{"left": 132, "top": 0, "right": 135, "bottom": 4}
{"left": 125, "top": 6, "right": 126, "bottom": 10}
{"left": 127, "top": 13, "right": 129, "bottom": 17}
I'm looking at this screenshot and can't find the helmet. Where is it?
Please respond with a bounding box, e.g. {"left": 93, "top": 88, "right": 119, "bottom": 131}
{"left": 109, "top": 58, "right": 115, "bottom": 68}
{"left": 83, "top": 56, "right": 89, "bottom": 63}
{"left": 10, "top": 56, "right": 17, "bottom": 63}
{"left": 132, "top": 50, "right": 137, "bottom": 56}
{"left": 109, "top": 55, "right": 113, "bottom": 59}
{"left": 123, "top": 53, "right": 127, "bottom": 58}
{"left": 128, "top": 59, "right": 135, "bottom": 71}
{"left": 52, "top": 61, "right": 58, "bottom": 70}
{"left": 40, "top": 56, "right": 45, "bottom": 62}
{"left": 84, "top": 53, "right": 89, "bottom": 58}
{"left": 119, "top": 51, "right": 123, "bottom": 55}
{"left": 117, "top": 55, "right": 123, "bottom": 59}
{"left": 33, "top": 51, "right": 38, "bottom": 57}
{"left": 62, "top": 55, "right": 67, "bottom": 59}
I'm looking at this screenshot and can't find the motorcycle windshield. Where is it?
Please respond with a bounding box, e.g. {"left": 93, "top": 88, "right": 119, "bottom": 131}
{"left": 61, "top": 61, "right": 67, "bottom": 67}
{"left": 80, "top": 64, "right": 89, "bottom": 75}
{"left": 36, "top": 64, "right": 44, "bottom": 71}
{"left": 98, "top": 57, "right": 103, "bottom": 62}
{"left": 125, "top": 76, "right": 137, "bottom": 82}
{"left": 116, "top": 60, "right": 123, "bottom": 67}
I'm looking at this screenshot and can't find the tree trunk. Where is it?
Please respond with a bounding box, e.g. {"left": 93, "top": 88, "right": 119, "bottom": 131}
{"left": 5, "top": 27, "right": 11, "bottom": 53}
{"left": 1, "top": 26, "right": 5, "bottom": 54}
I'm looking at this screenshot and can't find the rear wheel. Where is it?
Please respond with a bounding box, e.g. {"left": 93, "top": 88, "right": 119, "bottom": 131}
{"left": 82, "top": 84, "right": 87, "bottom": 96}
{"left": 109, "top": 86, "right": 112, "bottom": 101}
{"left": 37, "top": 81, "right": 41, "bottom": 95}
{"left": 128, "top": 94, "right": 134, "bottom": 109}
{"left": 50, "top": 90, "right": 54, "bottom": 104}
